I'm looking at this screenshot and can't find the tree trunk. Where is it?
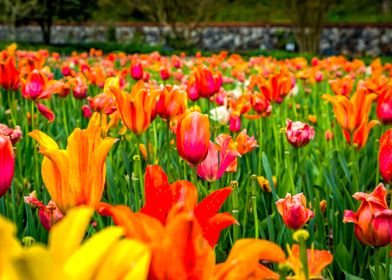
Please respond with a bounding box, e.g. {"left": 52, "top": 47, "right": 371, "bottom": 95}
{"left": 40, "top": 17, "right": 52, "bottom": 44}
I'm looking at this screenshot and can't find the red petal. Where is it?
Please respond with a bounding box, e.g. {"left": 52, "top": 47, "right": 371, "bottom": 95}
{"left": 140, "top": 165, "right": 173, "bottom": 224}
{"left": 37, "top": 102, "right": 55, "bottom": 122}
{"left": 202, "top": 212, "right": 238, "bottom": 246}
{"left": 194, "top": 187, "right": 232, "bottom": 225}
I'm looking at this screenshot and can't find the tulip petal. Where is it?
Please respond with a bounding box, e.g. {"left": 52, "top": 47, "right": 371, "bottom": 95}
{"left": 49, "top": 206, "right": 93, "bottom": 265}
{"left": 29, "top": 130, "right": 59, "bottom": 152}
{"left": 195, "top": 187, "right": 233, "bottom": 223}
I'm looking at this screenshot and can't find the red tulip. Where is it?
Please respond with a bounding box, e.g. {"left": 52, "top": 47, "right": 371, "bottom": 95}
{"left": 0, "top": 135, "right": 14, "bottom": 197}
{"left": 176, "top": 111, "right": 211, "bottom": 165}
{"left": 229, "top": 113, "right": 241, "bottom": 133}
{"left": 275, "top": 193, "right": 314, "bottom": 230}
{"left": 286, "top": 119, "right": 315, "bottom": 148}
{"left": 160, "top": 66, "right": 170, "bottom": 80}
{"left": 0, "top": 56, "right": 19, "bottom": 91}
{"left": 376, "top": 87, "right": 392, "bottom": 125}
{"left": 343, "top": 184, "right": 392, "bottom": 247}
{"left": 24, "top": 193, "right": 64, "bottom": 230}
{"left": 379, "top": 128, "right": 392, "bottom": 184}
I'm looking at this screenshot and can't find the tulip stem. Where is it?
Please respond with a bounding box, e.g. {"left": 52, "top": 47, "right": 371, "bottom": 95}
{"left": 385, "top": 244, "right": 391, "bottom": 280}
{"left": 374, "top": 247, "right": 381, "bottom": 279}
{"left": 62, "top": 98, "right": 69, "bottom": 136}
{"left": 7, "top": 90, "right": 17, "bottom": 127}
{"left": 299, "top": 238, "right": 309, "bottom": 280}
{"left": 31, "top": 101, "right": 40, "bottom": 192}
{"left": 231, "top": 181, "right": 239, "bottom": 243}
{"left": 250, "top": 175, "right": 259, "bottom": 239}
{"left": 11, "top": 180, "right": 16, "bottom": 223}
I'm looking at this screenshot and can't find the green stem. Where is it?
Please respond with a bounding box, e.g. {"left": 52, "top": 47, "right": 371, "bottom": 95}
{"left": 299, "top": 238, "right": 309, "bottom": 280}
{"left": 374, "top": 247, "right": 381, "bottom": 280}
{"left": 385, "top": 243, "right": 391, "bottom": 280}
{"left": 250, "top": 175, "right": 259, "bottom": 239}
{"left": 231, "top": 180, "right": 239, "bottom": 243}
{"left": 31, "top": 101, "right": 40, "bottom": 192}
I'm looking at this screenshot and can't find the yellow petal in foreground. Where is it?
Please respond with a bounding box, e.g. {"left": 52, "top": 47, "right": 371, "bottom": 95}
{"left": 0, "top": 215, "right": 23, "bottom": 280}
{"left": 95, "top": 239, "right": 151, "bottom": 280}
{"left": 63, "top": 226, "right": 124, "bottom": 279}
{"left": 13, "top": 245, "right": 64, "bottom": 280}
{"left": 49, "top": 206, "right": 94, "bottom": 264}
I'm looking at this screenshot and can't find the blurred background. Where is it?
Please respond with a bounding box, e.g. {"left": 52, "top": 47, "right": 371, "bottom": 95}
{"left": 0, "top": 0, "right": 391, "bottom": 56}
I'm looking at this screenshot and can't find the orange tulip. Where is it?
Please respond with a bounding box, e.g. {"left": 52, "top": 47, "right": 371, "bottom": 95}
{"left": 287, "top": 244, "right": 333, "bottom": 280}
{"left": 176, "top": 111, "right": 211, "bottom": 165}
{"left": 329, "top": 76, "right": 355, "bottom": 96}
{"left": 214, "top": 239, "right": 286, "bottom": 280}
{"left": 254, "top": 68, "right": 294, "bottom": 103}
{"left": 322, "top": 88, "right": 378, "bottom": 148}
{"left": 110, "top": 80, "right": 158, "bottom": 135}
{"left": 156, "top": 85, "right": 186, "bottom": 121}
{"left": 29, "top": 126, "right": 117, "bottom": 213}
{"left": 0, "top": 56, "right": 19, "bottom": 91}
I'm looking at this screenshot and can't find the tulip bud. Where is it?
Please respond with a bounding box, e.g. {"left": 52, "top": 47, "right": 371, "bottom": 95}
{"left": 176, "top": 111, "right": 211, "bottom": 165}
{"left": 229, "top": 114, "right": 241, "bottom": 133}
{"left": 0, "top": 135, "right": 14, "bottom": 197}
{"left": 325, "top": 130, "right": 334, "bottom": 141}
{"left": 160, "top": 67, "right": 170, "bottom": 80}
{"left": 130, "top": 61, "right": 143, "bottom": 80}
{"left": 286, "top": 119, "right": 315, "bottom": 148}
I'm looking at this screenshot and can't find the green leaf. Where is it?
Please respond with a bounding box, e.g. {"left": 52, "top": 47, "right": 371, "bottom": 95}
{"left": 343, "top": 270, "right": 365, "bottom": 280}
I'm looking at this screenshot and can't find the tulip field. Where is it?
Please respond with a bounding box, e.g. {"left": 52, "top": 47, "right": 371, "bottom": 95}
{"left": 1, "top": 43, "right": 392, "bottom": 279}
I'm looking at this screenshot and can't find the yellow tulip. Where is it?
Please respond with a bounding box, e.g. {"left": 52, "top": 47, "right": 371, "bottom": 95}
{"left": 1, "top": 206, "right": 151, "bottom": 280}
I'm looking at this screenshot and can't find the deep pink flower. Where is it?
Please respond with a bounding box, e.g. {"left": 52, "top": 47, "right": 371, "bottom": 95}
{"left": 0, "top": 135, "right": 14, "bottom": 197}
{"left": 197, "top": 137, "right": 240, "bottom": 182}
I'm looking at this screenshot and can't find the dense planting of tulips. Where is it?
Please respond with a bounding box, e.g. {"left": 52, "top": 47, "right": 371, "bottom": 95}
{"left": 1, "top": 43, "right": 392, "bottom": 279}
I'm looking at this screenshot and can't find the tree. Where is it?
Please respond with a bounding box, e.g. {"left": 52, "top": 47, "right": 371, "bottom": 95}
{"left": 98, "top": 0, "right": 219, "bottom": 47}
{"left": 279, "top": 0, "right": 334, "bottom": 53}
{"left": 0, "top": 0, "right": 37, "bottom": 41}
{"left": 16, "top": 0, "right": 98, "bottom": 44}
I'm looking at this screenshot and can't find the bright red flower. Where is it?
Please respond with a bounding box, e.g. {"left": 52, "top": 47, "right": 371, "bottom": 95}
{"left": 376, "top": 86, "right": 392, "bottom": 125}
{"left": 0, "top": 56, "right": 19, "bottom": 91}
{"left": 379, "top": 128, "right": 392, "bottom": 184}
{"left": 140, "top": 165, "right": 237, "bottom": 246}
{"left": 343, "top": 184, "right": 392, "bottom": 247}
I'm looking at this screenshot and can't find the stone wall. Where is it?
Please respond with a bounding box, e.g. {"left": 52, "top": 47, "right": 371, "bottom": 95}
{"left": 0, "top": 24, "right": 391, "bottom": 56}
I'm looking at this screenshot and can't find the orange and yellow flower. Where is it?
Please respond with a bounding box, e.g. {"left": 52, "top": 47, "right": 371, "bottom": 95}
{"left": 29, "top": 126, "right": 117, "bottom": 213}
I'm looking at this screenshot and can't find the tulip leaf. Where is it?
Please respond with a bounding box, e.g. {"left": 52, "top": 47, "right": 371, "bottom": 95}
{"left": 335, "top": 242, "right": 351, "bottom": 273}
{"left": 343, "top": 271, "right": 365, "bottom": 280}
{"left": 261, "top": 152, "right": 278, "bottom": 201}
